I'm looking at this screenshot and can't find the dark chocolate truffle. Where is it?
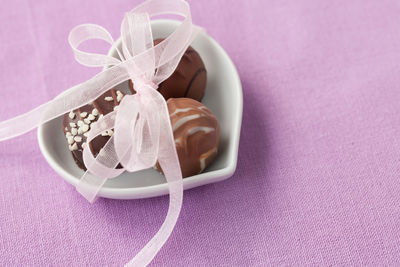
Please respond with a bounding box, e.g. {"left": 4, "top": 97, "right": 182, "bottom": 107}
{"left": 129, "top": 39, "right": 207, "bottom": 101}
{"left": 156, "top": 98, "right": 220, "bottom": 178}
{"left": 62, "top": 88, "right": 126, "bottom": 170}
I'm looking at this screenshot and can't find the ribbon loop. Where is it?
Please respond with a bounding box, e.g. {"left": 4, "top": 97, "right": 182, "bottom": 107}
{"left": 121, "top": 12, "right": 156, "bottom": 83}
{"left": 114, "top": 88, "right": 161, "bottom": 172}
{"left": 69, "top": 24, "right": 122, "bottom": 67}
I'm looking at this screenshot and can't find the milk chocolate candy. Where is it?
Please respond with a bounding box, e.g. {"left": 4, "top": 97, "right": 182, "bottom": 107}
{"left": 129, "top": 39, "right": 207, "bottom": 101}
{"left": 156, "top": 98, "right": 220, "bottom": 178}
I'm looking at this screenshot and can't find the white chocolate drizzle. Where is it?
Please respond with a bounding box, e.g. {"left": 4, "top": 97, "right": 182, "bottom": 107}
{"left": 199, "top": 147, "right": 218, "bottom": 172}
{"left": 198, "top": 106, "right": 208, "bottom": 111}
{"left": 187, "top": 126, "right": 214, "bottom": 136}
{"left": 173, "top": 114, "right": 201, "bottom": 131}
{"left": 175, "top": 138, "right": 183, "bottom": 145}
{"left": 170, "top": 107, "right": 194, "bottom": 117}
{"left": 200, "top": 158, "right": 206, "bottom": 172}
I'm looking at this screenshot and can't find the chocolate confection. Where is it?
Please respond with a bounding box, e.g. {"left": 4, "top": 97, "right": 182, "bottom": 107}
{"left": 63, "top": 41, "right": 207, "bottom": 171}
{"left": 129, "top": 39, "right": 207, "bottom": 101}
{"left": 62, "top": 88, "right": 127, "bottom": 170}
{"left": 156, "top": 98, "right": 220, "bottom": 178}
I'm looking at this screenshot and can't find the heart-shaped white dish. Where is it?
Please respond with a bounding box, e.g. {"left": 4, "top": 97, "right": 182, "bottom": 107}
{"left": 38, "top": 19, "right": 242, "bottom": 200}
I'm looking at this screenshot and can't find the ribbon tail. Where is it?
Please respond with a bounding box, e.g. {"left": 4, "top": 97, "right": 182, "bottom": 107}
{"left": 125, "top": 92, "right": 183, "bottom": 267}
{"left": 0, "top": 64, "right": 131, "bottom": 142}
{"left": 126, "top": 172, "right": 183, "bottom": 267}
{"left": 78, "top": 135, "right": 123, "bottom": 203}
{"left": 77, "top": 112, "right": 127, "bottom": 202}
{"left": 77, "top": 174, "right": 108, "bottom": 204}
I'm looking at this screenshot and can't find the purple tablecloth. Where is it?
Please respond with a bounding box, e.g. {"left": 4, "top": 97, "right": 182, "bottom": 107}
{"left": 2, "top": 0, "right": 400, "bottom": 265}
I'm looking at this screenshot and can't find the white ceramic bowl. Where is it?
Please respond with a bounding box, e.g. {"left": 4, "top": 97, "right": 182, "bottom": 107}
{"left": 38, "top": 19, "right": 242, "bottom": 199}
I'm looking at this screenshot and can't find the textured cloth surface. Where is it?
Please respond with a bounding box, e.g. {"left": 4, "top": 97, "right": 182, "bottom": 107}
{"left": 2, "top": 0, "right": 400, "bottom": 266}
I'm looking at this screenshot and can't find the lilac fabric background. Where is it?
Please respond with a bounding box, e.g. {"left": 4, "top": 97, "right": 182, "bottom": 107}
{"left": 1, "top": 0, "right": 400, "bottom": 265}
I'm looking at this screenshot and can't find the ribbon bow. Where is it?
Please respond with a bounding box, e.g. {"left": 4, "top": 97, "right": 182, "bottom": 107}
{"left": 0, "top": 0, "right": 203, "bottom": 265}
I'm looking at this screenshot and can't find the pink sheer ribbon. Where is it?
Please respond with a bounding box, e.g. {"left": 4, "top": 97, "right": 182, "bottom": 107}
{"left": 0, "top": 0, "right": 203, "bottom": 265}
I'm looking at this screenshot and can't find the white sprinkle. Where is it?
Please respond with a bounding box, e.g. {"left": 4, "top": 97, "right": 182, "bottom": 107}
{"left": 104, "top": 96, "right": 113, "bottom": 101}
{"left": 80, "top": 112, "right": 88, "bottom": 118}
{"left": 92, "top": 108, "right": 99, "bottom": 116}
{"left": 67, "top": 136, "right": 74, "bottom": 144}
{"left": 71, "top": 143, "right": 78, "bottom": 151}
{"left": 101, "top": 131, "right": 108, "bottom": 136}
{"left": 69, "top": 143, "right": 78, "bottom": 151}
{"left": 82, "top": 124, "right": 89, "bottom": 133}
{"left": 83, "top": 132, "right": 89, "bottom": 137}
{"left": 87, "top": 114, "right": 95, "bottom": 121}
{"left": 82, "top": 142, "right": 86, "bottom": 148}
{"left": 69, "top": 111, "right": 75, "bottom": 119}
{"left": 71, "top": 128, "right": 78, "bottom": 135}
{"left": 116, "top": 91, "right": 123, "bottom": 102}
{"left": 77, "top": 127, "right": 83, "bottom": 135}
{"left": 66, "top": 132, "right": 72, "bottom": 137}
{"left": 69, "top": 122, "right": 76, "bottom": 128}
{"left": 113, "top": 106, "right": 119, "bottom": 111}
{"left": 107, "top": 129, "right": 114, "bottom": 136}
{"left": 77, "top": 120, "right": 84, "bottom": 127}
{"left": 99, "top": 114, "right": 104, "bottom": 119}
{"left": 74, "top": 136, "right": 82, "bottom": 143}
{"left": 84, "top": 118, "right": 91, "bottom": 124}
{"left": 64, "top": 127, "right": 68, "bottom": 131}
